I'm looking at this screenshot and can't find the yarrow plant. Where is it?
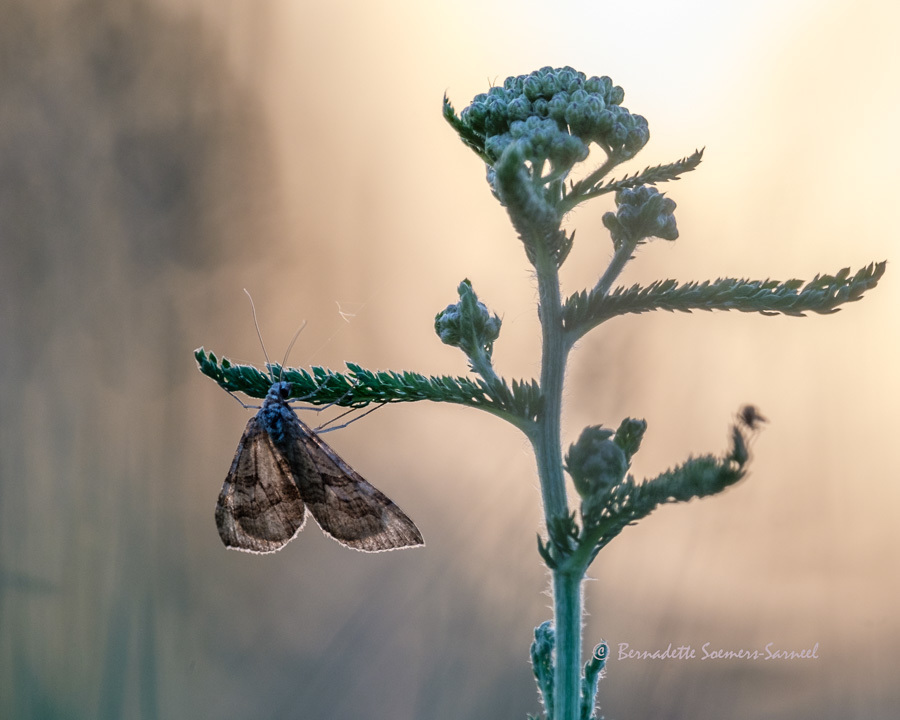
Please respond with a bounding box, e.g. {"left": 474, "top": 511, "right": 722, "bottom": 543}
{"left": 197, "top": 66, "right": 885, "bottom": 719}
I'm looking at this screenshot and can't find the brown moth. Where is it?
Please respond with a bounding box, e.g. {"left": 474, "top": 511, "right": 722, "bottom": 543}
{"left": 217, "top": 380, "right": 423, "bottom": 553}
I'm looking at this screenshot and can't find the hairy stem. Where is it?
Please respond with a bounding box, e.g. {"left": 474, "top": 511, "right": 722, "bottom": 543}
{"left": 552, "top": 571, "right": 583, "bottom": 720}
{"left": 593, "top": 238, "right": 637, "bottom": 298}
{"left": 532, "top": 239, "right": 581, "bottom": 720}
{"left": 533, "top": 243, "right": 568, "bottom": 520}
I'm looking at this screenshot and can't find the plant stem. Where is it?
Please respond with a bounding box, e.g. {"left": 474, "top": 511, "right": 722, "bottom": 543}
{"left": 532, "top": 240, "right": 581, "bottom": 720}
{"left": 552, "top": 571, "right": 583, "bottom": 720}
{"left": 593, "top": 238, "right": 637, "bottom": 298}
{"left": 532, "top": 243, "right": 568, "bottom": 521}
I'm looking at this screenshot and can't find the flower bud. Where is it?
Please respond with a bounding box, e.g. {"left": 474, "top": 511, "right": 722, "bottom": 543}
{"left": 434, "top": 279, "right": 502, "bottom": 359}
{"left": 613, "top": 417, "right": 648, "bottom": 461}
{"left": 565, "top": 425, "right": 628, "bottom": 498}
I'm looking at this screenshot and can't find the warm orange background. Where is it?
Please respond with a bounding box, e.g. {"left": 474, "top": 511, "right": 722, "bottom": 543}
{"left": 1, "top": 1, "right": 896, "bottom": 718}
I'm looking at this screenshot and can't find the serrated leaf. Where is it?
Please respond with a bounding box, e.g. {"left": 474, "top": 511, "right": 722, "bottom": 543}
{"left": 196, "top": 351, "right": 542, "bottom": 428}
{"left": 563, "top": 262, "right": 886, "bottom": 340}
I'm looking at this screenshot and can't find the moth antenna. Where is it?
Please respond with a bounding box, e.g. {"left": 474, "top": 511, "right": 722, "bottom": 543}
{"left": 244, "top": 289, "right": 273, "bottom": 382}
{"left": 278, "top": 321, "right": 307, "bottom": 383}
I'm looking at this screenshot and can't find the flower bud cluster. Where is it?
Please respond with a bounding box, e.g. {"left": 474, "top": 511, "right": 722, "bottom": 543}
{"left": 602, "top": 186, "right": 678, "bottom": 248}
{"left": 459, "top": 66, "right": 650, "bottom": 170}
{"left": 486, "top": 116, "right": 588, "bottom": 175}
{"left": 565, "top": 420, "right": 649, "bottom": 527}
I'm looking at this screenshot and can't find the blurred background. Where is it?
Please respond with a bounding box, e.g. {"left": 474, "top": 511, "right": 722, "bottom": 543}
{"left": 1, "top": 0, "right": 897, "bottom": 718}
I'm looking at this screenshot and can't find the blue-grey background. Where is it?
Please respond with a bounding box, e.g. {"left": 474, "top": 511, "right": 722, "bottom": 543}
{"left": 1, "top": 1, "right": 897, "bottom": 718}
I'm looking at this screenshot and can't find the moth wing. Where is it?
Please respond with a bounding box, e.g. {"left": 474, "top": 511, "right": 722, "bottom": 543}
{"left": 216, "top": 415, "right": 308, "bottom": 553}
{"left": 282, "top": 418, "right": 424, "bottom": 553}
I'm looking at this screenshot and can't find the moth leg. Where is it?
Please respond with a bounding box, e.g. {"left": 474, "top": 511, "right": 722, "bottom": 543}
{"left": 316, "top": 402, "right": 388, "bottom": 434}
{"left": 288, "top": 402, "right": 335, "bottom": 414}
{"left": 225, "top": 390, "right": 261, "bottom": 410}
{"left": 286, "top": 386, "right": 362, "bottom": 418}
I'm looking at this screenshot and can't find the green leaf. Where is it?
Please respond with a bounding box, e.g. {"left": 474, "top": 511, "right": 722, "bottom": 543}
{"left": 531, "top": 621, "right": 555, "bottom": 719}
{"left": 565, "top": 148, "right": 704, "bottom": 209}
{"left": 580, "top": 641, "right": 608, "bottom": 720}
{"left": 442, "top": 93, "right": 491, "bottom": 164}
{"left": 563, "top": 262, "right": 886, "bottom": 342}
{"left": 194, "top": 349, "right": 542, "bottom": 429}
{"left": 583, "top": 419, "right": 752, "bottom": 562}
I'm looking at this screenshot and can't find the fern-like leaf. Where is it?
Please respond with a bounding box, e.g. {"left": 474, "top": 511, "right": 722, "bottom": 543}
{"left": 585, "top": 424, "right": 750, "bottom": 563}
{"left": 563, "top": 262, "right": 886, "bottom": 341}
{"left": 564, "top": 148, "right": 704, "bottom": 210}
{"left": 442, "top": 94, "right": 491, "bottom": 164}
{"left": 195, "top": 349, "right": 541, "bottom": 429}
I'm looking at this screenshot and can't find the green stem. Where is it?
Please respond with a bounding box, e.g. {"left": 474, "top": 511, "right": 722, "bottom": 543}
{"left": 532, "top": 240, "right": 581, "bottom": 720}
{"left": 533, "top": 243, "right": 568, "bottom": 520}
{"left": 552, "top": 571, "right": 583, "bottom": 720}
{"left": 593, "top": 238, "right": 637, "bottom": 298}
{"left": 562, "top": 238, "right": 639, "bottom": 352}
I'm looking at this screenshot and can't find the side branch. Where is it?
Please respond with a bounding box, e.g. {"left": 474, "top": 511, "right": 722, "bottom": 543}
{"left": 563, "top": 262, "right": 886, "bottom": 341}
{"left": 556, "top": 420, "right": 753, "bottom": 575}
{"left": 581, "top": 424, "right": 750, "bottom": 567}
{"left": 195, "top": 349, "right": 541, "bottom": 429}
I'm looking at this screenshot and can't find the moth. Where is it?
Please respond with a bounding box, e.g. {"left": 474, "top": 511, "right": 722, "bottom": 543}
{"left": 217, "top": 380, "right": 424, "bottom": 553}
{"left": 215, "top": 301, "right": 423, "bottom": 554}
